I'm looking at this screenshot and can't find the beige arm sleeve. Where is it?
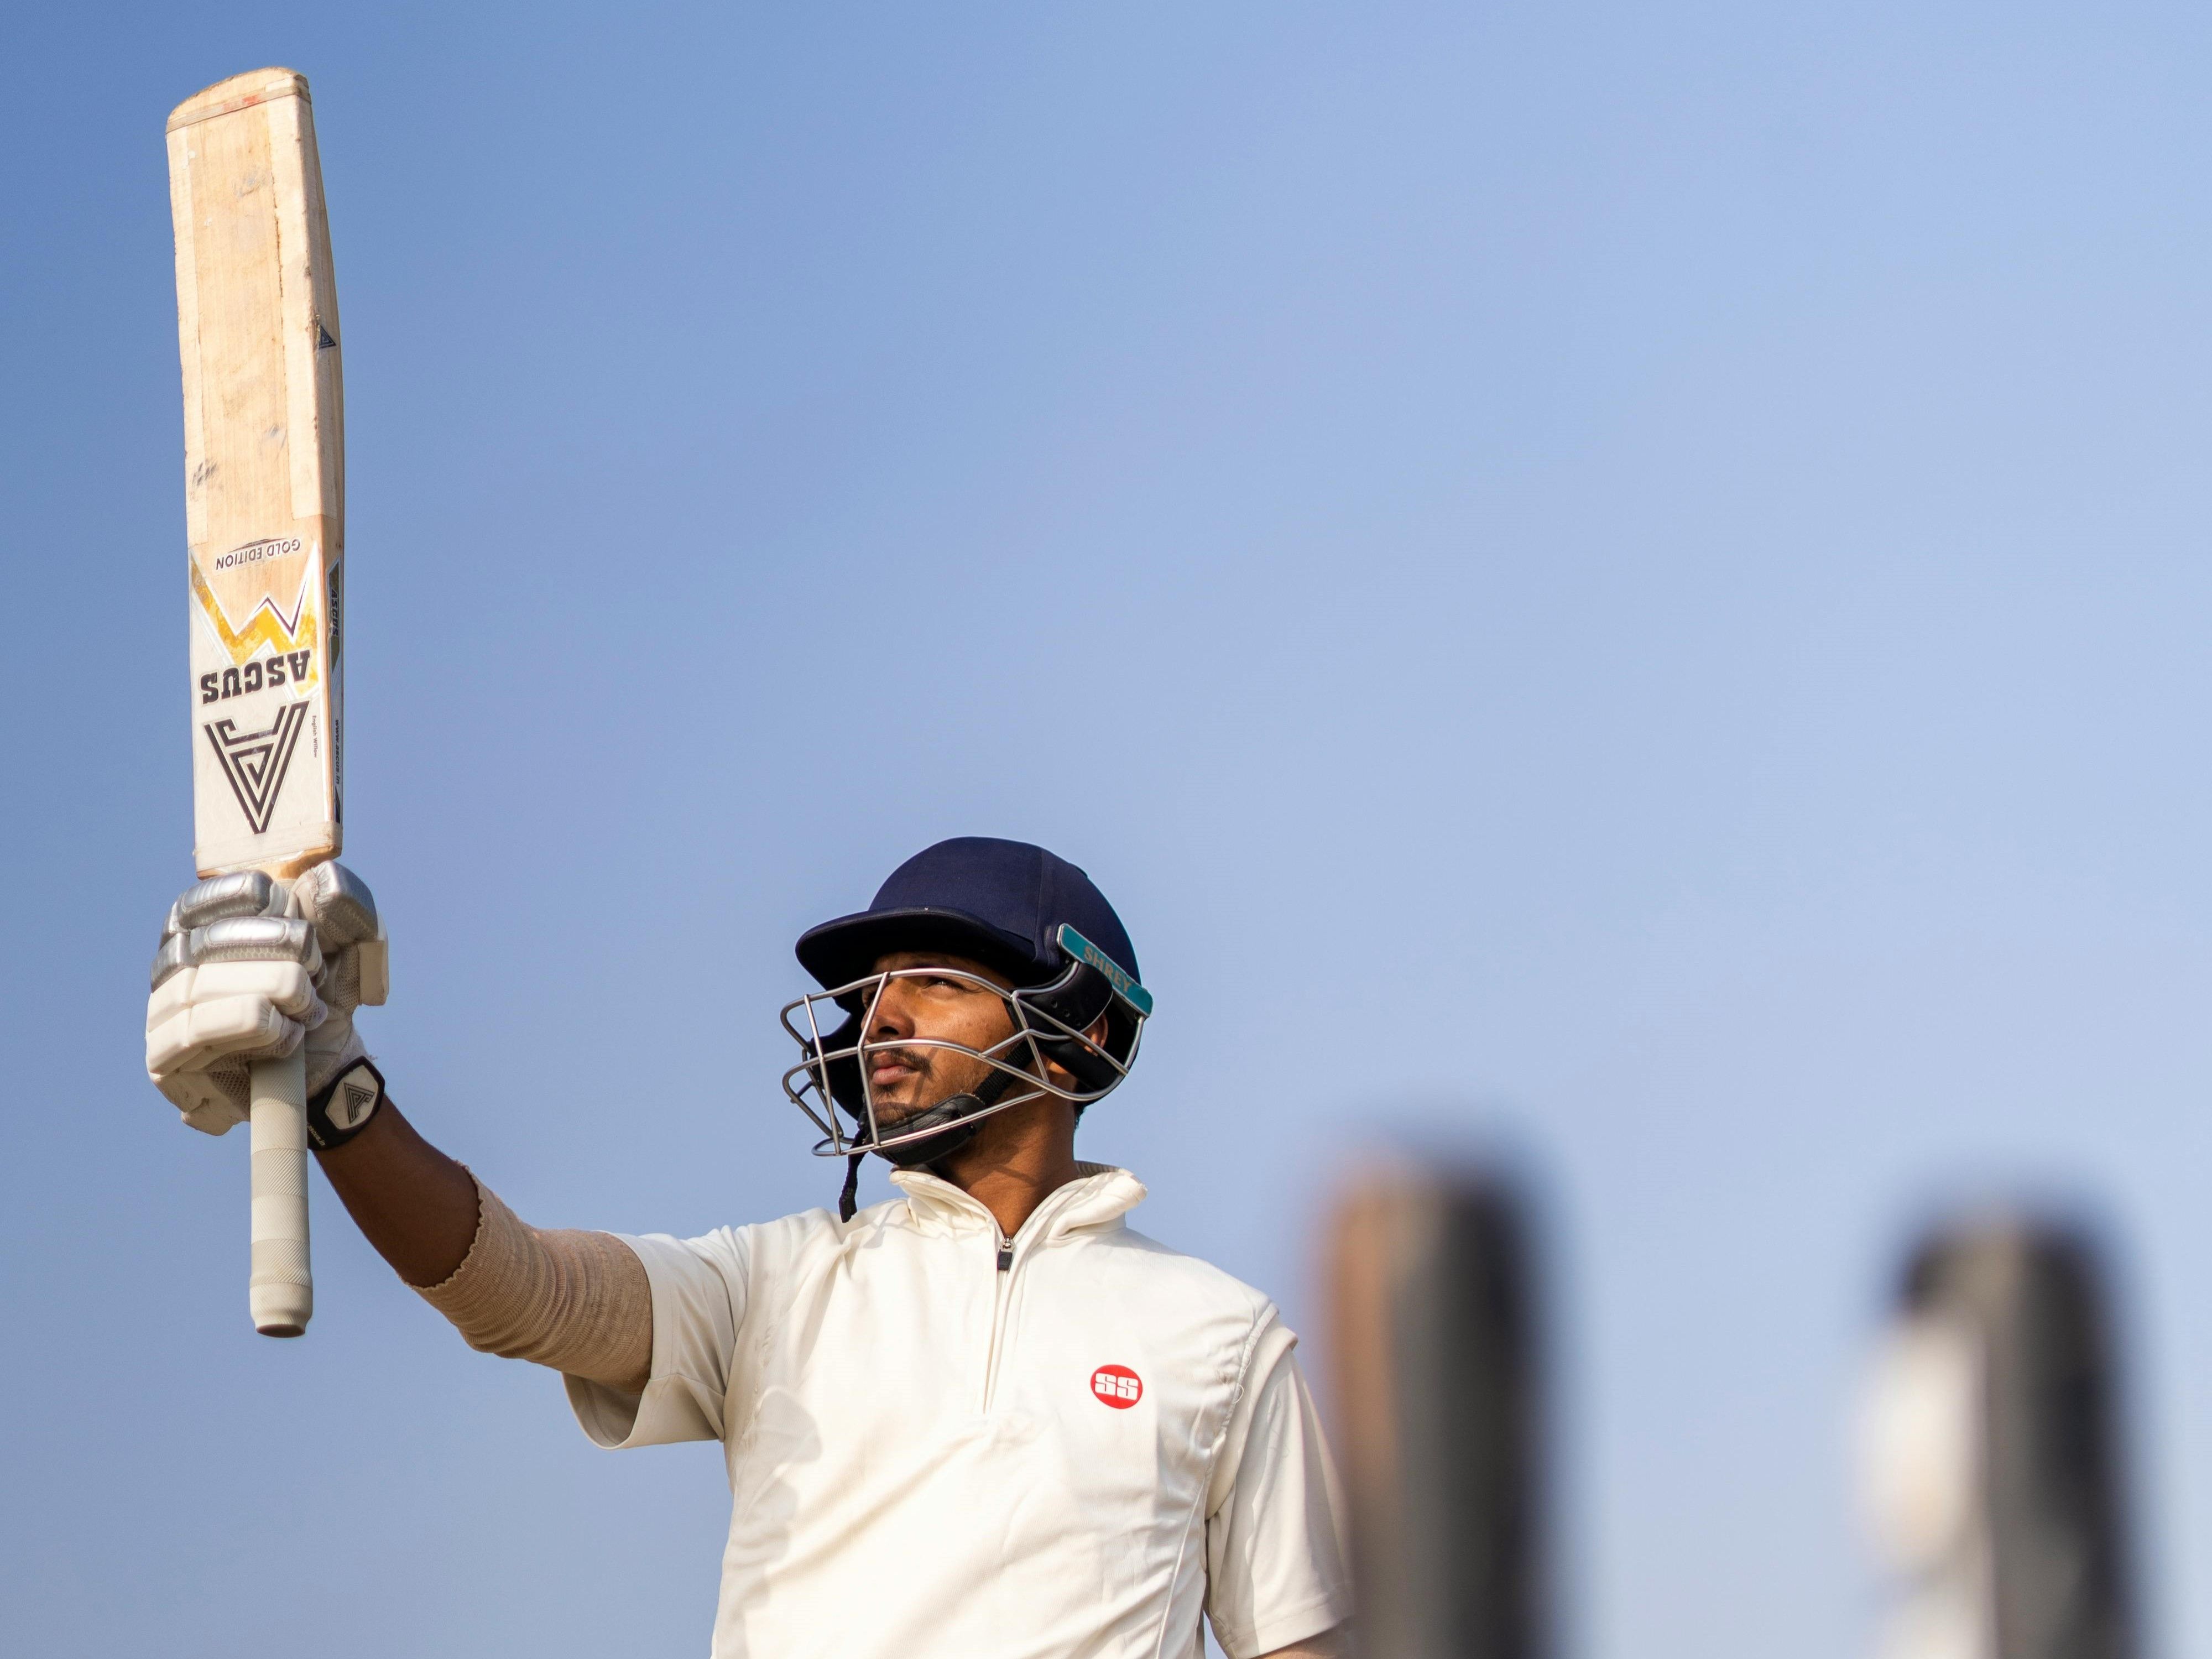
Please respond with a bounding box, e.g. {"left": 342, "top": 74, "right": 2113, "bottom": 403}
{"left": 412, "top": 1176, "right": 653, "bottom": 1394}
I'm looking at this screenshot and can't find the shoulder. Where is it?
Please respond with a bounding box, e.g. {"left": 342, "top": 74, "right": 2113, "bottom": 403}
{"left": 1083, "top": 1224, "right": 1282, "bottom": 1340}
{"left": 622, "top": 1199, "right": 862, "bottom": 1278}
{"left": 1110, "top": 1226, "right": 1274, "bottom": 1304}
{"left": 673, "top": 1196, "right": 923, "bottom": 1281}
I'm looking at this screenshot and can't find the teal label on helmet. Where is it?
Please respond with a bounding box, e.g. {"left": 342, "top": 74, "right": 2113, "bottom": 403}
{"left": 1056, "top": 924, "right": 1152, "bottom": 1018}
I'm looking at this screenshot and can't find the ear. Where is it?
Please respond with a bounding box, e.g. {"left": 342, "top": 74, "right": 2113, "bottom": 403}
{"left": 1038, "top": 1014, "right": 1113, "bottom": 1089}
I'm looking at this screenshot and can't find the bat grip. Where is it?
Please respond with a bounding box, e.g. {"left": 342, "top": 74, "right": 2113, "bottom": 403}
{"left": 248, "top": 1049, "right": 314, "bottom": 1336}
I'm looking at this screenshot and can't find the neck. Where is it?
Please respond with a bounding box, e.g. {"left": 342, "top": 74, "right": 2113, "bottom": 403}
{"left": 935, "top": 1096, "right": 1081, "bottom": 1237}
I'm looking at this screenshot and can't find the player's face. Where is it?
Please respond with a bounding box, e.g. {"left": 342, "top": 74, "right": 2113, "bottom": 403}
{"left": 863, "top": 952, "right": 1019, "bottom": 1124}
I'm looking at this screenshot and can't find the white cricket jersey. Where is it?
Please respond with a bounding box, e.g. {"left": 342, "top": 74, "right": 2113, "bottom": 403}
{"left": 565, "top": 1164, "right": 1351, "bottom": 1659}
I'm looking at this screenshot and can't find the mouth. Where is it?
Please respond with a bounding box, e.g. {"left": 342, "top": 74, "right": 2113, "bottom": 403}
{"left": 868, "top": 1046, "right": 928, "bottom": 1091}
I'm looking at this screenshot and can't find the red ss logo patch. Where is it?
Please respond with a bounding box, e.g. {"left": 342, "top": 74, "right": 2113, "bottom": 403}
{"left": 1090, "top": 1365, "right": 1143, "bottom": 1408}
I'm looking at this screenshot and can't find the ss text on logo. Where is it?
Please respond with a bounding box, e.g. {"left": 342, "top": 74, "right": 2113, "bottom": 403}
{"left": 1090, "top": 1365, "right": 1143, "bottom": 1409}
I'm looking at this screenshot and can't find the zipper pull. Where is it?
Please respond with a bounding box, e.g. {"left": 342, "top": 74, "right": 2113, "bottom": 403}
{"left": 997, "top": 1239, "right": 1013, "bottom": 1272}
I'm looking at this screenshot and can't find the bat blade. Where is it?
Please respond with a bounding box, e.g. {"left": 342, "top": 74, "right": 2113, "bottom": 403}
{"left": 168, "top": 67, "right": 346, "bottom": 1337}
{"left": 168, "top": 68, "right": 344, "bottom": 883}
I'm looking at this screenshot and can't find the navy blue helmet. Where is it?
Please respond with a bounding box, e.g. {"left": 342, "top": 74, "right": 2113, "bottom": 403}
{"left": 780, "top": 838, "right": 1151, "bottom": 1215}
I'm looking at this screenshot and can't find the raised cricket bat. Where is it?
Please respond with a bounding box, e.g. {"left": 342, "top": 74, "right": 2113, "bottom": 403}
{"left": 166, "top": 68, "right": 346, "bottom": 1337}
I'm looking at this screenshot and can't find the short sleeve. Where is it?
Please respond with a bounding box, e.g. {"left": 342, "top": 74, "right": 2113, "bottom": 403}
{"left": 565, "top": 1228, "right": 749, "bottom": 1449}
{"left": 1204, "top": 1329, "right": 1354, "bottom": 1658}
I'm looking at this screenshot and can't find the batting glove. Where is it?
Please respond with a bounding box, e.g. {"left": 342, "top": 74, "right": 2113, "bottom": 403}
{"left": 146, "top": 863, "right": 389, "bottom": 1135}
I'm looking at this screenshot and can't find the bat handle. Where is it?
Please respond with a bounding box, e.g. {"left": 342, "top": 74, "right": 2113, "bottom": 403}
{"left": 248, "top": 1049, "right": 313, "bottom": 1337}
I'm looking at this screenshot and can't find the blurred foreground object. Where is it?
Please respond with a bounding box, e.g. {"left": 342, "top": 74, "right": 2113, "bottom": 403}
{"left": 1859, "top": 1217, "right": 2135, "bottom": 1659}
{"left": 1325, "top": 1164, "right": 1545, "bottom": 1659}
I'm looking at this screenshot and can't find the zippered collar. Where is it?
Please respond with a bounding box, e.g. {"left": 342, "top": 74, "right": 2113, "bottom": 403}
{"left": 889, "top": 1162, "right": 1146, "bottom": 1245}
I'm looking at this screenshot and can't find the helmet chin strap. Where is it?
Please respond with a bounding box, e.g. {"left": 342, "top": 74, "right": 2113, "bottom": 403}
{"left": 837, "top": 1068, "right": 1022, "bottom": 1222}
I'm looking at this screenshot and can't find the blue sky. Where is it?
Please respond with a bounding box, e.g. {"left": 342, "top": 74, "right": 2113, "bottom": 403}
{"left": 7, "top": 3, "right": 2212, "bottom": 1654}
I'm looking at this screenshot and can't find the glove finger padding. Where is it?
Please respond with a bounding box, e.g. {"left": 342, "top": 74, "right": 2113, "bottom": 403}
{"left": 147, "top": 876, "right": 332, "bottom": 1135}
{"left": 165, "top": 869, "right": 300, "bottom": 937}
{"left": 293, "top": 862, "right": 375, "bottom": 947}
{"left": 146, "top": 960, "right": 321, "bottom": 1074}
{"left": 293, "top": 863, "right": 388, "bottom": 1013}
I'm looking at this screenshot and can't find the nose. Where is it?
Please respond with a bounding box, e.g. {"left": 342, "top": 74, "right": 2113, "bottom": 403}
{"left": 868, "top": 977, "right": 919, "bottom": 1040}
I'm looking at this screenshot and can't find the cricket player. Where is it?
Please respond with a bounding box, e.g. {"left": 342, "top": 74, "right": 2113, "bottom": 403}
{"left": 145, "top": 837, "right": 1352, "bottom": 1658}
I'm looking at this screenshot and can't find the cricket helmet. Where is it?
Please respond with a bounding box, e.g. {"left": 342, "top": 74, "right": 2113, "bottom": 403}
{"left": 780, "top": 838, "right": 1151, "bottom": 1215}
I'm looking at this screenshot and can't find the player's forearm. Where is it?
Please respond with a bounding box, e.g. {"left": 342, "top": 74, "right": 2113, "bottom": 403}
{"left": 319, "top": 1104, "right": 651, "bottom": 1390}
{"left": 413, "top": 1181, "right": 653, "bottom": 1391}
{"left": 315, "top": 1095, "right": 482, "bottom": 1287}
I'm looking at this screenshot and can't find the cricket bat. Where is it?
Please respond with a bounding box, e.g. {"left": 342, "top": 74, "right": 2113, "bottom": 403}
{"left": 166, "top": 68, "right": 347, "bottom": 1337}
{"left": 1324, "top": 1164, "right": 1546, "bottom": 1659}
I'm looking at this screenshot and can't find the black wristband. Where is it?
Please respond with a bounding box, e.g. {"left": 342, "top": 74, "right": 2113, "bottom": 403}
{"left": 306, "top": 1057, "right": 385, "bottom": 1150}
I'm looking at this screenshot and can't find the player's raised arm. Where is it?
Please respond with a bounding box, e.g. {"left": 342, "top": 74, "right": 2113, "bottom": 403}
{"left": 145, "top": 864, "right": 651, "bottom": 1390}
{"left": 323, "top": 1112, "right": 652, "bottom": 1392}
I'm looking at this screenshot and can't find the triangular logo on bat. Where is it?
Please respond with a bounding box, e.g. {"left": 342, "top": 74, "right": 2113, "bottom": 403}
{"left": 204, "top": 701, "right": 309, "bottom": 834}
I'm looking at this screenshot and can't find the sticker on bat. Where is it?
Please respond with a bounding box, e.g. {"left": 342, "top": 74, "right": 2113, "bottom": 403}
{"left": 201, "top": 652, "right": 314, "bottom": 703}
{"left": 208, "top": 536, "right": 304, "bottom": 571}
{"left": 203, "top": 701, "right": 310, "bottom": 835}
{"left": 190, "top": 541, "right": 321, "bottom": 674}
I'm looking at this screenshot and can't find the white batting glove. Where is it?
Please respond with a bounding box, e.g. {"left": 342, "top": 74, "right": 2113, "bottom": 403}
{"left": 146, "top": 864, "right": 389, "bottom": 1135}
{"left": 293, "top": 862, "right": 388, "bottom": 1099}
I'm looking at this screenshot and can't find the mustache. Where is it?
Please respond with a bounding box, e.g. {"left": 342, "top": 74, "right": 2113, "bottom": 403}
{"left": 863, "top": 1042, "right": 934, "bottom": 1074}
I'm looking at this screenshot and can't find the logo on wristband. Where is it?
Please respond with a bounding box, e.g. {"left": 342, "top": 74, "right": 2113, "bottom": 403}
{"left": 331, "top": 1074, "right": 378, "bottom": 1132}
{"left": 306, "top": 1058, "right": 384, "bottom": 1150}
